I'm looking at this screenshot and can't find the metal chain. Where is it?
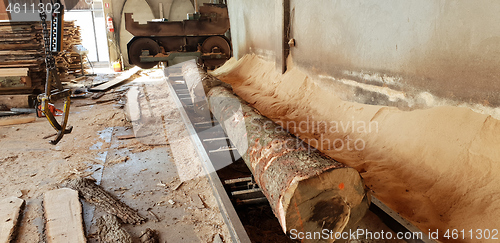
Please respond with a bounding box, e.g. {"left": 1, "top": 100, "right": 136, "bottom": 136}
{"left": 39, "top": 5, "right": 55, "bottom": 70}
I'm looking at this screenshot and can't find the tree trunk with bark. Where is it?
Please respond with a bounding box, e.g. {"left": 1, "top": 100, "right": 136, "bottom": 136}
{"left": 207, "top": 86, "right": 370, "bottom": 240}
{"left": 180, "top": 60, "right": 231, "bottom": 118}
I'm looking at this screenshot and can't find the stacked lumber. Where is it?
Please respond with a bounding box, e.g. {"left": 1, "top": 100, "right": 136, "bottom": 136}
{"left": 0, "top": 20, "right": 85, "bottom": 93}
{"left": 56, "top": 23, "right": 86, "bottom": 76}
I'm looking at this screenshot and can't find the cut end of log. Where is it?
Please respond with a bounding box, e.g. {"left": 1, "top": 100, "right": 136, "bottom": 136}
{"left": 280, "top": 167, "right": 369, "bottom": 236}
{"left": 288, "top": 168, "right": 369, "bottom": 235}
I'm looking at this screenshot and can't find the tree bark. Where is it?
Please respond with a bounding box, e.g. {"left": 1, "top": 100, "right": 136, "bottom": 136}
{"left": 96, "top": 214, "right": 133, "bottom": 243}
{"left": 180, "top": 60, "right": 232, "bottom": 118}
{"left": 207, "top": 86, "right": 370, "bottom": 239}
{"left": 64, "top": 178, "right": 145, "bottom": 225}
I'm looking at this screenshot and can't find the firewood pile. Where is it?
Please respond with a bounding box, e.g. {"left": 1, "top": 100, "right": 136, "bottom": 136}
{"left": 0, "top": 21, "right": 86, "bottom": 93}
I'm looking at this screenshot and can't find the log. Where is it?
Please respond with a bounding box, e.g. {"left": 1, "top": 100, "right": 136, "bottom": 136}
{"left": 177, "top": 60, "right": 231, "bottom": 121}
{"left": 206, "top": 86, "right": 370, "bottom": 239}
{"left": 181, "top": 60, "right": 232, "bottom": 106}
{"left": 64, "top": 178, "right": 145, "bottom": 225}
{"left": 95, "top": 214, "right": 133, "bottom": 243}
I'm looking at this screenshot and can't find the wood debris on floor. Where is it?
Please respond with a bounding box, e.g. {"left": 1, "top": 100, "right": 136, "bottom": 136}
{"left": 0, "top": 69, "right": 233, "bottom": 242}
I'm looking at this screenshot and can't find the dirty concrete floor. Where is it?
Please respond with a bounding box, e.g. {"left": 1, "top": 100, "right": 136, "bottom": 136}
{"left": 0, "top": 69, "right": 231, "bottom": 242}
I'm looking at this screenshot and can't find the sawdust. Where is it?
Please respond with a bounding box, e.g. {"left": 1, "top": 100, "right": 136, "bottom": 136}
{"left": 0, "top": 99, "right": 127, "bottom": 241}
{"left": 128, "top": 69, "right": 231, "bottom": 241}
{"left": 0, "top": 70, "right": 231, "bottom": 242}
{"left": 214, "top": 54, "right": 500, "bottom": 242}
{"left": 107, "top": 155, "right": 130, "bottom": 166}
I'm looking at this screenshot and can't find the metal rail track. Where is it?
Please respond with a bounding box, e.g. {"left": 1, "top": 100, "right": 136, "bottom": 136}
{"left": 163, "top": 64, "right": 436, "bottom": 243}
{"left": 164, "top": 67, "right": 251, "bottom": 243}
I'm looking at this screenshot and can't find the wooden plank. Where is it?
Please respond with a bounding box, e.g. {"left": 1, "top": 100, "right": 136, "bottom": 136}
{"left": 0, "top": 68, "right": 29, "bottom": 77}
{"left": 0, "top": 43, "right": 40, "bottom": 50}
{"left": 0, "top": 60, "right": 41, "bottom": 65}
{"left": 44, "top": 188, "right": 86, "bottom": 243}
{"left": 0, "top": 197, "right": 24, "bottom": 243}
{"left": 0, "top": 50, "right": 38, "bottom": 56}
{"left": 0, "top": 37, "right": 36, "bottom": 42}
{"left": 0, "top": 87, "right": 34, "bottom": 94}
{"left": 89, "top": 66, "right": 140, "bottom": 92}
{"left": 0, "top": 116, "right": 35, "bottom": 126}
{"left": 0, "top": 94, "right": 30, "bottom": 108}
{"left": 0, "top": 64, "right": 38, "bottom": 68}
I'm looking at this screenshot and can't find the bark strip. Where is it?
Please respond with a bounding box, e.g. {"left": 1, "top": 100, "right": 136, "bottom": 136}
{"left": 64, "top": 178, "right": 145, "bottom": 225}
{"left": 96, "top": 214, "right": 133, "bottom": 243}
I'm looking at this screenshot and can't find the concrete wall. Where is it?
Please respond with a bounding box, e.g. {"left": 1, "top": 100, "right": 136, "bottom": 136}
{"left": 227, "top": 0, "right": 277, "bottom": 61}
{"left": 227, "top": 0, "right": 500, "bottom": 111}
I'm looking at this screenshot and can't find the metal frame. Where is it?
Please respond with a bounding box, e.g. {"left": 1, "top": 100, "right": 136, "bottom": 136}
{"left": 165, "top": 73, "right": 251, "bottom": 243}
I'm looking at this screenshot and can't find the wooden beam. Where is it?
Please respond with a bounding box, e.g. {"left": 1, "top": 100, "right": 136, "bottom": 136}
{"left": 0, "top": 197, "right": 24, "bottom": 243}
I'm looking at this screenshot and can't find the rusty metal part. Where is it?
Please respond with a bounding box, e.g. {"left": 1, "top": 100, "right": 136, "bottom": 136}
{"left": 201, "top": 36, "right": 231, "bottom": 69}
{"left": 125, "top": 4, "right": 229, "bottom": 37}
{"left": 128, "top": 38, "right": 160, "bottom": 69}
{"left": 164, "top": 68, "right": 251, "bottom": 243}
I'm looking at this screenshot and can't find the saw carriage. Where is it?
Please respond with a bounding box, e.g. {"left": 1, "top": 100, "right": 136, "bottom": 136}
{"left": 125, "top": 3, "right": 231, "bottom": 70}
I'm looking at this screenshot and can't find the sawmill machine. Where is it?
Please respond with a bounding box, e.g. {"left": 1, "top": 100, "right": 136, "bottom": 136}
{"left": 125, "top": 1, "right": 231, "bottom": 69}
